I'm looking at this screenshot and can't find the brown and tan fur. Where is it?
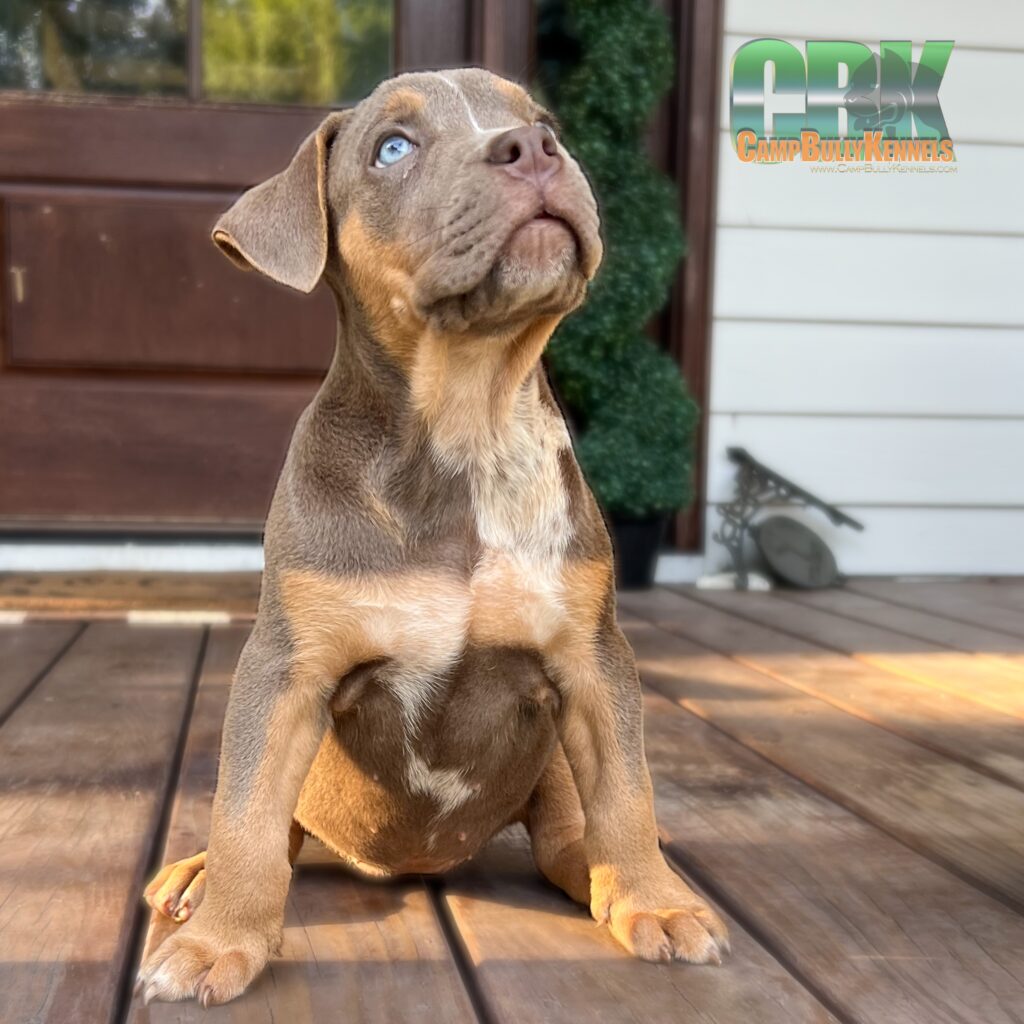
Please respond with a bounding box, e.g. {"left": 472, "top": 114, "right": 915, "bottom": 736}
{"left": 137, "top": 68, "right": 728, "bottom": 1008}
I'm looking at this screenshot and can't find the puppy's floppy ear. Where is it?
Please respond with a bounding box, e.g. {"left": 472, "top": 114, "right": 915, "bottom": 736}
{"left": 212, "top": 110, "right": 350, "bottom": 293}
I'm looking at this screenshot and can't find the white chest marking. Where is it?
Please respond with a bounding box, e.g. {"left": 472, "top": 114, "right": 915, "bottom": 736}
{"left": 405, "top": 751, "right": 475, "bottom": 816}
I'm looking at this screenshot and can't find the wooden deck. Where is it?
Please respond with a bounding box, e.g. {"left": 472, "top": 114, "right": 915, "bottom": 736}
{"left": 2, "top": 577, "right": 1023, "bottom": 1023}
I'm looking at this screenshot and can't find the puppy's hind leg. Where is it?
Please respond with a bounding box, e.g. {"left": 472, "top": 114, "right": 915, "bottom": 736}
{"left": 525, "top": 743, "right": 591, "bottom": 906}
{"left": 145, "top": 822, "right": 307, "bottom": 925}
{"left": 145, "top": 851, "right": 208, "bottom": 924}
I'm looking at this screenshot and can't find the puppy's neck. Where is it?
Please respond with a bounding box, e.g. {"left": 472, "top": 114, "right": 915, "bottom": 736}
{"left": 407, "top": 314, "right": 561, "bottom": 458}
{"left": 322, "top": 287, "right": 573, "bottom": 558}
{"left": 327, "top": 283, "right": 563, "bottom": 454}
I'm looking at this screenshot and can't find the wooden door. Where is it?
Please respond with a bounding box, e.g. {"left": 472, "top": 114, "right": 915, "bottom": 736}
{"left": 0, "top": 0, "right": 532, "bottom": 533}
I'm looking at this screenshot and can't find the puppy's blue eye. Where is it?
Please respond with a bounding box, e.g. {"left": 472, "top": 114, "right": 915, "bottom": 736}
{"left": 375, "top": 135, "right": 415, "bottom": 167}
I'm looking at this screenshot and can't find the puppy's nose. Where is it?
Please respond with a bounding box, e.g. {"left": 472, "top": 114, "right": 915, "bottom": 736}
{"left": 487, "top": 126, "right": 561, "bottom": 186}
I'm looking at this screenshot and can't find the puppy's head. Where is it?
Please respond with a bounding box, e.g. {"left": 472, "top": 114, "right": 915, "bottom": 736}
{"left": 213, "top": 69, "right": 602, "bottom": 347}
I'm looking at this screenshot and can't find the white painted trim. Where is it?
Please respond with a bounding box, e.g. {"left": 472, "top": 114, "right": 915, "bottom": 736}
{"left": 127, "top": 609, "right": 234, "bottom": 625}
{"left": 0, "top": 542, "right": 265, "bottom": 573}
{"left": 654, "top": 554, "right": 707, "bottom": 584}
{"left": 0, "top": 542, "right": 704, "bottom": 583}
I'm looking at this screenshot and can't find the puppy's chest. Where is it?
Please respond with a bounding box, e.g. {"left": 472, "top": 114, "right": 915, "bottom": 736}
{"left": 284, "top": 551, "right": 578, "bottom": 690}
{"left": 284, "top": 412, "right": 600, "bottom": 687}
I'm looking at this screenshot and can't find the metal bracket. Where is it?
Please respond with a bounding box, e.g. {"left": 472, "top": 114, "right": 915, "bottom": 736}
{"left": 712, "top": 447, "right": 865, "bottom": 590}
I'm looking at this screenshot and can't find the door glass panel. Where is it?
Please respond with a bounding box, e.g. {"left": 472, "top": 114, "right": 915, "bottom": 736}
{"left": 0, "top": 1, "right": 187, "bottom": 96}
{"left": 202, "top": 0, "right": 392, "bottom": 105}
{"left": 0, "top": 0, "right": 391, "bottom": 104}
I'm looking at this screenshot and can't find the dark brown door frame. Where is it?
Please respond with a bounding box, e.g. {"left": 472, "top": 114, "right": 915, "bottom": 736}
{"left": 665, "top": 0, "right": 724, "bottom": 552}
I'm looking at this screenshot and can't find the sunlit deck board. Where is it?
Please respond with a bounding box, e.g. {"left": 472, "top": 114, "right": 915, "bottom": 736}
{"left": 639, "top": 687, "right": 1024, "bottom": 1024}
{"left": 621, "top": 588, "right": 1024, "bottom": 789}
{"left": 618, "top": 604, "right": 1024, "bottom": 911}
{"left": 0, "top": 579, "right": 1022, "bottom": 1023}
{"left": 682, "top": 587, "right": 1024, "bottom": 719}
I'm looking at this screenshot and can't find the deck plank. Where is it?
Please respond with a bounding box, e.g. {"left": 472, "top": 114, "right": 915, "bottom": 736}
{"left": 684, "top": 588, "right": 1024, "bottom": 720}
{"left": 0, "top": 622, "right": 203, "bottom": 1024}
{"left": 0, "top": 620, "right": 83, "bottom": 722}
{"left": 130, "top": 626, "right": 476, "bottom": 1024}
{"left": 783, "top": 587, "right": 1024, "bottom": 654}
{"left": 441, "top": 828, "right": 833, "bottom": 1024}
{"left": 636, "top": 684, "right": 1024, "bottom": 1024}
{"left": 784, "top": 587, "right": 1024, "bottom": 683}
{"left": 625, "top": 589, "right": 1024, "bottom": 790}
{"left": 852, "top": 581, "right": 1024, "bottom": 641}
{"left": 615, "top": 603, "right": 1024, "bottom": 912}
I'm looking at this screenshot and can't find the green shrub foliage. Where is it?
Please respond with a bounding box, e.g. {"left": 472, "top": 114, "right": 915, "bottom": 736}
{"left": 540, "top": 0, "right": 699, "bottom": 519}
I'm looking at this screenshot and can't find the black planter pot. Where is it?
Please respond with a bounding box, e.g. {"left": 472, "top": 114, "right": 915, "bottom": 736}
{"left": 609, "top": 516, "right": 669, "bottom": 590}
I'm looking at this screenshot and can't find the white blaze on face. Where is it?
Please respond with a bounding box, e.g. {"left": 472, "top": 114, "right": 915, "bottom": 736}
{"left": 438, "top": 73, "right": 522, "bottom": 137}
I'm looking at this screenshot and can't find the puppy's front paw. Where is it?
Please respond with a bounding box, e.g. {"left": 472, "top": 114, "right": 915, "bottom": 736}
{"left": 597, "top": 866, "right": 729, "bottom": 965}
{"left": 135, "top": 909, "right": 278, "bottom": 1007}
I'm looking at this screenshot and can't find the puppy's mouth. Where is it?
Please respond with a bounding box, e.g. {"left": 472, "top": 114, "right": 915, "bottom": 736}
{"left": 500, "top": 206, "right": 581, "bottom": 268}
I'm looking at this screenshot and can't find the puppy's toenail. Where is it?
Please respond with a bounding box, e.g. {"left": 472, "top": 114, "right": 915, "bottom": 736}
{"left": 143, "top": 984, "right": 158, "bottom": 1006}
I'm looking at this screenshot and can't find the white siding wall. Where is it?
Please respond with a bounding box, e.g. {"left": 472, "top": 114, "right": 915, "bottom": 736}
{"left": 705, "top": 0, "right": 1024, "bottom": 576}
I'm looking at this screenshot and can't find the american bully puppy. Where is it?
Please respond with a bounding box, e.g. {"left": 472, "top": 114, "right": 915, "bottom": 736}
{"left": 136, "top": 67, "right": 728, "bottom": 1007}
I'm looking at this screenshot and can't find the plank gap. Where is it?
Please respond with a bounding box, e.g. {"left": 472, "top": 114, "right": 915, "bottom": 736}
{"left": 425, "top": 877, "right": 499, "bottom": 1024}
{"left": 111, "top": 626, "right": 210, "bottom": 1024}
{"left": 659, "top": 842, "right": 858, "bottom": 1024}
{"left": 0, "top": 621, "right": 88, "bottom": 729}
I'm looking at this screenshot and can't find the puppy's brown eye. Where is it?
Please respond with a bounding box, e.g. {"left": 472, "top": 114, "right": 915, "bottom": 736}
{"left": 375, "top": 135, "right": 416, "bottom": 167}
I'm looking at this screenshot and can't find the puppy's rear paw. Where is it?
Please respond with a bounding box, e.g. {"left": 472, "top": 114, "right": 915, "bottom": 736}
{"left": 144, "top": 851, "right": 207, "bottom": 923}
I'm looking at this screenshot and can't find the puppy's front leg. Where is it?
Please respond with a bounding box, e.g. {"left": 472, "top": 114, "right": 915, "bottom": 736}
{"left": 554, "top": 622, "right": 729, "bottom": 964}
{"left": 137, "top": 629, "right": 329, "bottom": 1006}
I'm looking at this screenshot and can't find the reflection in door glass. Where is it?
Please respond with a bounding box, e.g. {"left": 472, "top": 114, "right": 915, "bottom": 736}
{"left": 0, "top": 1, "right": 188, "bottom": 96}
{"left": 203, "top": 0, "right": 392, "bottom": 105}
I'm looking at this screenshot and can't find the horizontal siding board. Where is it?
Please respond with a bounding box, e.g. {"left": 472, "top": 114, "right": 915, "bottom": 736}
{"left": 703, "top": 505, "right": 1024, "bottom": 576}
{"left": 718, "top": 139, "right": 1024, "bottom": 234}
{"left": 720, "top": 36, "right": 1024, "bottom": 145}
{"left": 709, "top": 322, "right": 1024, "bottom": 416}
{"left": 713, "top": 229, "right": 1024, "bottom": 326}
{"left": 706, "top": 414, "right": 1024, "bottom": 505}
{"left": 723, "top": 2, "right": 1024, "bottom": 52}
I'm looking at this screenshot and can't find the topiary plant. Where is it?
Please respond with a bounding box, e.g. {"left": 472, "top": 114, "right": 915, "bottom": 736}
{"left": 537, "top": 0, "right": 699, "bottom": 521}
